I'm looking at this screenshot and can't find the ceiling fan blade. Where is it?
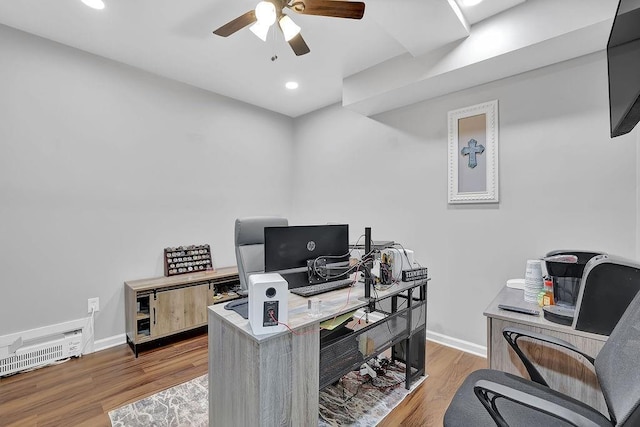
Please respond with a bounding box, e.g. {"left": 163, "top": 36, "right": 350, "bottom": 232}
{"left": 213, "top": 11, "right": 257, "bottom": 37}
{"left": 288, "top": 33, "right": 311, "bottom": 56}
{"left": 289, "top": 0, "right": 365, "bottom": 19}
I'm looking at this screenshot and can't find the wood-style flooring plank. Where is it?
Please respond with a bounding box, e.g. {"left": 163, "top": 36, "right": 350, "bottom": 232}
{"left": 378, "top": 341, "right": 487, "bottom": 427}
{"left": 0, "top": 334, "right": 486, "bottom": 426}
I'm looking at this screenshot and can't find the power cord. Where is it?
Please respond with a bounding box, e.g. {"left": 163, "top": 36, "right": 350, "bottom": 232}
{"left": 339, "top": 376, "right": 373, "bottom": 404}
{"left": 311, "top": 234, "right": 375, "bottom": 281}
{"left": 80, "top": 307, "right": 96, "bottom": 355}
{"left": 268, "top": 311, "right": 319, "bottom": 336}
{"left": 335, "top": 358, "right": 404, "bottom": 405}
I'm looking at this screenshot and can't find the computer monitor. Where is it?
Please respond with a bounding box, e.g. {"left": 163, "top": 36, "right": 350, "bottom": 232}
{"left": 607, "top": 0, "right": 640, "bottom": 137}
{"left": 264, "top": 224, "right": 349, "bottom": 287}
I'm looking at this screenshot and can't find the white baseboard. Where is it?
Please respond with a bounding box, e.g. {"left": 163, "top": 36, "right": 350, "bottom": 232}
{"left": 426, "top": 330, "right": 487, "bottom": 358}
{"left": 95, "top": 334, "right": 126, "bottom": 352}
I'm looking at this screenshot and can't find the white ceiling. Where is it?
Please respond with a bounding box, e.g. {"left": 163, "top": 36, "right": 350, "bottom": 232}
{"left": 0, "top": 0, "right": 620, "bottom": 117}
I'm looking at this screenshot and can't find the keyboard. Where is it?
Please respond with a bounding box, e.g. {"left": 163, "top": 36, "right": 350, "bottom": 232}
{"left": 290, "top": 279, "right": 353, "bottom": 297}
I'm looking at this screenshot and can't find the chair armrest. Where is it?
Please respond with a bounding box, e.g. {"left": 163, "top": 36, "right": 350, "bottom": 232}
{"left": 473, "top": 379, "right": 602, "bottom": 427}
{"left": 502, "top": 327, "right": 595, "bottom": 387}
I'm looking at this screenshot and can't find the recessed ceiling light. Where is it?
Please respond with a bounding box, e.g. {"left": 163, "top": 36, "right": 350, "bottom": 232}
{"left": 81, "top": 0, "right": 105, "bottom": 10}
{"left": 460, "top": 0, "right": 483, "bottom": 6}
{"left": 285, "top": 81, "right": 299, "bottom": 90}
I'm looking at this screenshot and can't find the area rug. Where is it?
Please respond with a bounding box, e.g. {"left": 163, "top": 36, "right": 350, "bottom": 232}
{"left": 109, "top": 362, "right": 425, "bottom": 426}
{"left": 318, "top": 362, "right": 426, "bottom": 426}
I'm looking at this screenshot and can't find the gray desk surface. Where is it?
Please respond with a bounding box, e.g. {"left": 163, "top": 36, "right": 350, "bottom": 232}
{"left": 209, "top": 279, "right": 428, "bottom": 342}
{"left": 484, "top": 286, "right": 607, "bottom": 342}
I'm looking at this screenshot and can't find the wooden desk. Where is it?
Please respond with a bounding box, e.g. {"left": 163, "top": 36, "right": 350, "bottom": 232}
{"left": 485, "top": 286, "right": 608, "bottom": 413}
{"left": 208, "top": 279, "right": 427, "bottom": 427}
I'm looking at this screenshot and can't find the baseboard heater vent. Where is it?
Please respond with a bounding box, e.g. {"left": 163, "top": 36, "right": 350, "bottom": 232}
{"left": 0, "top": 330, "right": 83, "bottom": 377}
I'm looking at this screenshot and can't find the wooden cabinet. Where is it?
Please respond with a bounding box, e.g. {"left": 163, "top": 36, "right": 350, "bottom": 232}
{"left": 485, "top": 286, "right": 608, "bottom": 413}
{"left": 125, "top": 266, "right": 239, "bottom": 356}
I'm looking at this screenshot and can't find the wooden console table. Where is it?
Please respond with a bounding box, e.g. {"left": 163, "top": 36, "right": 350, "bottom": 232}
{"left": 124, "top": 266, "right": 239, "bottom": 357}
{"left": 485, "top": 286, "right": 608, "bottom": 413}
{"left": 208, "top": 279, "right": 428, "bottom": 426}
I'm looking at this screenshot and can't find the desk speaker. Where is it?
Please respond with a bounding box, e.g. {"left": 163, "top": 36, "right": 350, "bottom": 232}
{"left": 248, "top": 273, "right": 288, "bottom": 335}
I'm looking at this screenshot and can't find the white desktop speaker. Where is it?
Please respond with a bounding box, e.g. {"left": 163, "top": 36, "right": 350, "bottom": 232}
{"left": 248, "top": 273, "right": 288, "bottom": 335}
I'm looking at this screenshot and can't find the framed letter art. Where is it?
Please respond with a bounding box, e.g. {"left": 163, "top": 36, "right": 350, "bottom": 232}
{"left": 447, "top": 100, "right": 499, "bottom": 204}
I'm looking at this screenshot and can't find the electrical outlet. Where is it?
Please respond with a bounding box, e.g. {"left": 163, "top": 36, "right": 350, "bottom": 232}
{"left": 88, "top": 297, "right": 100, "bottom": 313}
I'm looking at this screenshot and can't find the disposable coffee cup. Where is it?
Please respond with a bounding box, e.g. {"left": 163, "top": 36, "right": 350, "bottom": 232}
{"left": 525, "top": 260, "right": 543, "bottom": 280}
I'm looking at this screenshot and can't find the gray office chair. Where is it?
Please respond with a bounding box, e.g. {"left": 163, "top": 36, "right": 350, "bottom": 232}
{"left": 444, "top": 290, "right": 640, "bottom": 426}
{"left": 234, "top": 216, "right": 288, "bottom": 293}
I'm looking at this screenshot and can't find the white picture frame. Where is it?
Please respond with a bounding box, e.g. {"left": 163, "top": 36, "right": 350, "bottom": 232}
{"left": 447, "top": 100, "right": 499, "bottom": 204}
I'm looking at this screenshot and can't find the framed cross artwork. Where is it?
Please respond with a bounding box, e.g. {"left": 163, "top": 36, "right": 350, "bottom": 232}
{"left": 447, "top": 100, "right": 499, "bottom": 204}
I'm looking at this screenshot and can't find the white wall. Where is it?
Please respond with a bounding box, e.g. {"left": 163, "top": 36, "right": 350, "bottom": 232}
{"left": 2, "top": 22, "right": 638, "bottom": 351}
{"left": 292, "top": 52, "right": 637, "bottom": 348}
{"left": 0, "top": 25, "right": 294, "bottom": 340}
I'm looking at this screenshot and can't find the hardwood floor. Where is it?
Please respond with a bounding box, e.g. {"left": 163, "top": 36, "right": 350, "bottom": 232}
{"left": 0, "top": 335, "right": 486, "bottom": 427}
{"left": 379, "top": 341, "right": 487, "bottom": 426}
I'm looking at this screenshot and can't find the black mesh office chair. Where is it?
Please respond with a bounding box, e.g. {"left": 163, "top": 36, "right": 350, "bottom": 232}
{"left": 444, "top": 290, "right": 640, "bottom": 426}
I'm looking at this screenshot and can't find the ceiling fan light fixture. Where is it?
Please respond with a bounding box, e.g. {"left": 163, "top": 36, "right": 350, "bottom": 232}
{"left": 81, "top": 0, "right": 105, "bottom": 10}
{"left": 285, "top": 81, "right": 299, "bottom": 90}
{"left": 279, "top": 15, "right": 301, "bottom": 42}
{"left": 213, "top": 0, "right": 365, "bottom": 55}
{"left": 249, "top": 22, "right": 270, "bottom": 41}
{"left": 254, "top": 1, "right": 277, "bottom": 26}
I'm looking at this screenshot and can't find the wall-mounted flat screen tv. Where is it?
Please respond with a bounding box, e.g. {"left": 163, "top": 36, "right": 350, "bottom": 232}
{"left": 608, "top": 0, "right": 640, "bottom": 137}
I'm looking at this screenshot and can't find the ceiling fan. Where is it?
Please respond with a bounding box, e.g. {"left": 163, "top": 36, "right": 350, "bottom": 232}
{"left": 212, "top": 0, "right": 365, "bottom": 56}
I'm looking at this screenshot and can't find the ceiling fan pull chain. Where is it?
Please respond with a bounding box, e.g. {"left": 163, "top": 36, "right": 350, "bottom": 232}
{"left": 270, "top": 25, "right": 279, "bottom": 61}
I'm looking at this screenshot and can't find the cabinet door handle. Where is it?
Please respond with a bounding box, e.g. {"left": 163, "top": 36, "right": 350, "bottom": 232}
{"left": 153, "top": 307, "right": 156, "bottom": 325}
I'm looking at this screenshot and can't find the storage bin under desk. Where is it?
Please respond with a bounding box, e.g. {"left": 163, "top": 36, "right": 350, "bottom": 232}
{"left": 320, "top": 299, "right": 426, "bottom": 390}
